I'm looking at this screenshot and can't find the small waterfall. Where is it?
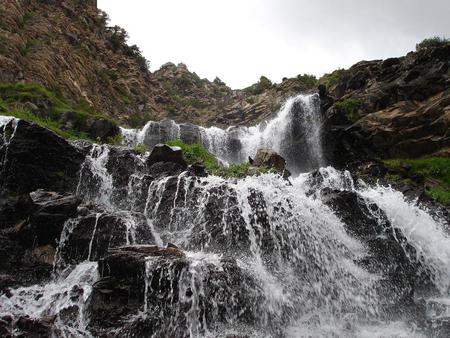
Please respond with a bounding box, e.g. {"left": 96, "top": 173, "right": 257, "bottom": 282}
{"left": 121, "top": 94, "right": 325, "bottom": 172}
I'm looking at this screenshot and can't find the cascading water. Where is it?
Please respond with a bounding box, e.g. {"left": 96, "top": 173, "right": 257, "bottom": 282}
{"left": 122, "top": 94, "right": 325, "bottom": 172}
{"left": 1, "top": 93, "right": 449, "bottom": 337}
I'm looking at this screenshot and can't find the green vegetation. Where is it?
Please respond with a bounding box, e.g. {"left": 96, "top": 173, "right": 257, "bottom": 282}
{"left": 0, "top": 82, "right": 117, "bottom": 141}
{"left": 416, "top": 36, "right": 449, "bottom": 51}
{"left": 319, "top": 68, "right": 346, "bottom": 87}
{"left": 384, "top": 157, "right": 450, "bottom": 205}
{"left": 106, "top": 133, "right": 123, "bottom": 145}
{"left": 166, "top": 140, "right": 273, "bottom": 178}
{"left": 244, "top": 76, "right": 273, "bottom": 95}
{"left": 0, "top": 109, "right": 89, "bottom": 140}
{"left": 296, "top": 74, "right": 318, "bottom": 88}
{"left": 133, "top": 143, "right": 149, "bottom": 154}
{"left": 334, "top": 98, "right": 362, "bottom": 123}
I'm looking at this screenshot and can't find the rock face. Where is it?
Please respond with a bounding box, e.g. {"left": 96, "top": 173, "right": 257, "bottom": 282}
{"left": 0, "top": 1, "right": 317, "bottom": 127}
{"left": 323, "top": 42, "right": 450, "bottom": 160}
{"left": 321, "top": 189, "right": 435, "bottom": 318}
{"left": 89, "top": 245, "right": 262, "bottom": 337}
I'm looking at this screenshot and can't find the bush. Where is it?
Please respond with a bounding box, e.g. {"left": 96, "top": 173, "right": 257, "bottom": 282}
{"left": 244, "top": 76, "right": 273, "bottom": 95}
{"left": 319, "top": 69, "right": 346, "bottom": 87}
{"left": 334, "top": 98, "right": 362, "bottom": 123}
{"left": 296, "top": 74, "right": 318, "bottom": 88}
{"left": 133, "top": 143, "right": 148, "bottom": 154}
{"left": 384, "top": 157, "right": 450, "bottom": 205}
{"left": 416, "top": 36, "right": 449, "bottom": 51}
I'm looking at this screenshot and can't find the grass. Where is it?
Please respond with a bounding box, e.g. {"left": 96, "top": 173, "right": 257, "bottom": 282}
{"left": 334, "top": 98, "right": 362, "bottom": 123}
{"left": 166, "top": 140, "right": 274, "bottom": 178}
{"left": 0, "top": 82, "right": 118, "bottom": 142}
{"left": 1, "top": 109, "right": 89, "bottom": 140}
{"left": 384, "top": 157, "right": 450, "bottom": 205}
{"left": 133, "top": 143, "right": 149, "bottom": 154}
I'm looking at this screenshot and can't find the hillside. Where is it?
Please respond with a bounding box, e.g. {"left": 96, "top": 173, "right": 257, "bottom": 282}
{"left": 0, "top": 0, "right": 448, "bottom": 161}
{"left": 0, "top": 0, "right": 316, "bottom": 128}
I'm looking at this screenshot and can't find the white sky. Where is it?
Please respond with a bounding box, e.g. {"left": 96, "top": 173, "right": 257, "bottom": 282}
{"left": 98, "top": 0, "right": 450, "bottom": 89}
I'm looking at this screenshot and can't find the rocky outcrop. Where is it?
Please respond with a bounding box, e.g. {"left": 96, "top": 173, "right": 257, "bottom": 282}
{"left": 89, "top": 245, "right": 263, "bottom": 337}
{"left": 0, "top": 119, "right": 85, "bottom": 196}
{"left": 0, "top": 1, "right": 318, "bottom": 128}
{"left": 323, "top": 42, "right": 450, "bottom": 160}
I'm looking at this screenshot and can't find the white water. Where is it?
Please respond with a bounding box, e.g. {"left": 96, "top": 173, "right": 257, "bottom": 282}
{"left": 0, "top": 262, "right": 98, "bottom": 336}
{"left": 1, "top": 93, "right": 449, "bottom": 336}
{"left": 121, "top": 94, "right": 325, "bottom": 172}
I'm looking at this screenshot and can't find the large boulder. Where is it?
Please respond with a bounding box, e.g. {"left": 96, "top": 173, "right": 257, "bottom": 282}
{"left": 251, "top": 148, "right": 290, "bottom": 177}
{"left": 0, "top": 119, "right": 85, "bottom": 195}
{"left": 146, "top": 143, "right": 187, "bottom": 167}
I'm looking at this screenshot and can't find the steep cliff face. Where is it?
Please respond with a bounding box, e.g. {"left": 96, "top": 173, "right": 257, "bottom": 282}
{"left": 0, "top": 0, "right": 159, "bottom": 126}
{"left": 0, "top": 0, "right": 316, "bottom": 127}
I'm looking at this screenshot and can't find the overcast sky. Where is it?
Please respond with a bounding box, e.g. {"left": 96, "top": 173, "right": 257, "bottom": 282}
{"left": 98, "top": 0, "right": 450, "bottom": 89}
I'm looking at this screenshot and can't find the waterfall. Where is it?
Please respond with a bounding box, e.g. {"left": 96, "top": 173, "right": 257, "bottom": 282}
{"left": 1, "top": 93, "right": 449, "bottom": 337}
{"left": 121, "top": 93, "right": 324, "bottom": 172}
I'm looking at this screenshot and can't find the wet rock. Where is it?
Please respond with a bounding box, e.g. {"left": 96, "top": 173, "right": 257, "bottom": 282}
{"left": 0, "top": 192, "right": 34, "bottom": 229}
{"left": 16, "top": 190, "right": 81, "bottom": 247}
{"left": 0, "top": 119, "right": 85, "bottom": 195}
{"left": 187, "top": 162, "right": 208, "bottom": 177}
{"left": 90, "top": 246, "right": 263, "bottom": 337}
{"left": 321, "top": 189, "right": 435, "bottom": 319}
{"left": 252, "top": 148, "right": 290, "bottom": 177}
{"left": 146, "top": 143, "right": 187, "bottom": 168}
{"left": 31, "top": 245, "right": 56, "bottom": 265}
{"left": 59, "top": 212, "right": 154, "bottom": 265}
{"left": 85, "top": 118, "right": 120, "bottom": 142}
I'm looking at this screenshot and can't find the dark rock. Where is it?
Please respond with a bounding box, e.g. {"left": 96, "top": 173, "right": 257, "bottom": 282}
{"left": 86, "top": 118, "right": 120, "bottom": 142}
{"left": 187, "top": 162, "right": 208, "bottom": 177}
{"left": 253, "top": 148, "right": 290, "bottom": 177}
{"left": 16, "top": 190, "right": 81, "bottom": 247}
{"left": 146, "top": 143, "right": 187, "bottom": 168}
{"left": 0, "top": 192, "right": 34, "bottom": 229}
{"left": 58, "top": 211, "right": 154, "bottom": 266}
{"left": 321, "top": 189, "right": 436, "bottom": 319}
{"left": 89, "top": 246, "right": 263, "bottom": 337}
{"left": 0, "top": 119, "right": 85, "bottom": 195}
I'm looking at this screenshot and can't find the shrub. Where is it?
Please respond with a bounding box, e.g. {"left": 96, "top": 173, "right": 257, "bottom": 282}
{"left": 384, "top": 157, "right": 450, "bottom": 205}
{"left": 319, "top": 68, "right": 346, "bottom": 87}
{"left": 416, "top": 36, "right": 449, "bottom": 51}
{"left": 133, "top": 143, "right": 148, "bottom": 154}
{"left": 334, "top": 98, "right": 362, "bottom": 123}
{"left": 244, "top": 76, "right": 273, "bottom": 95}
{"left": 296, "top": 74, "right": 318, "bottom": 88}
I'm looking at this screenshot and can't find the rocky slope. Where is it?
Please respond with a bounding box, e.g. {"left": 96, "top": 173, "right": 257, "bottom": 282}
{"left": 0, "top": 0, "right": 316, "bottom": 128}
{"left": 322, "top": 43, "right": 450, "bottom": 160}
